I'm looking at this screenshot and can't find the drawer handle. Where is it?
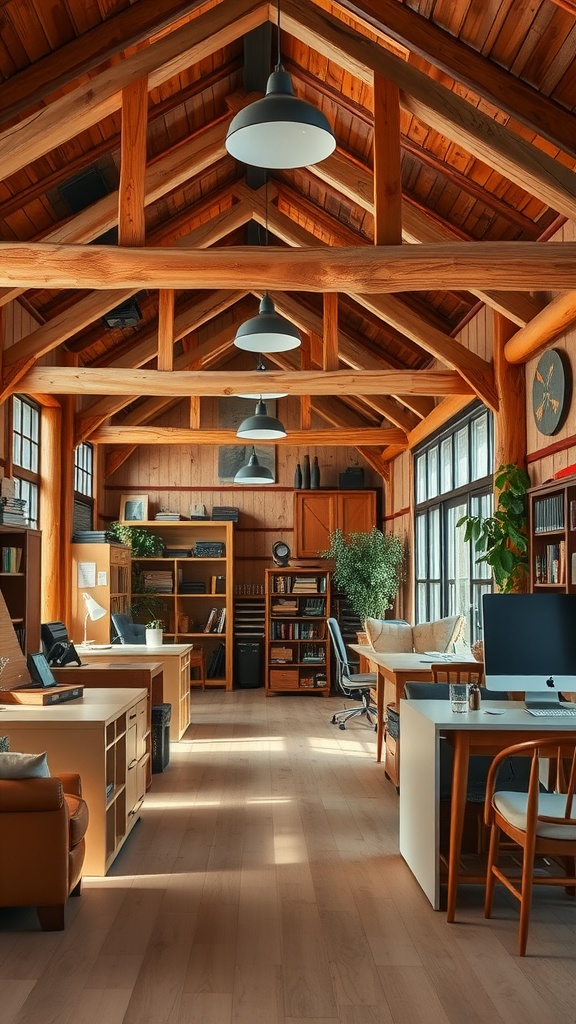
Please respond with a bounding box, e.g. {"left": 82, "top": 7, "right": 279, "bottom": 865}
{"left": 129, "top": 713, "right": 137, "bottom": 720}
{"left": 128, "top": 758, "right": 138, "bottom": 769}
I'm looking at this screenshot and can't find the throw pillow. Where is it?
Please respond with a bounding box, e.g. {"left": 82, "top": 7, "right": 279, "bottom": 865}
{"left": 0, "top": 751, "right": 50, "bottom": 778}
{"left": 0, "top": 736, "right": 9, "bottom": 752}
{"left": 412, "top": 614, "right": 465, "bottom": 654}
{"left": 365, "top": 618, "right": 413, "bottom": 653}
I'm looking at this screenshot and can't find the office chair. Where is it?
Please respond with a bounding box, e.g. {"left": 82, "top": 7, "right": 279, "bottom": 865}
{"left": 327, "top": 617, "right": 378, "bottom": 730}
{"left": 111, "top": 612, "right": 146, "bottom": 644}
{"left": 484, "top": 735, "right": 576, "bottom": 956}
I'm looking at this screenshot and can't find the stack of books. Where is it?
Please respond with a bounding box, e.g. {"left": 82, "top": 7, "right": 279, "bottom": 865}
{"left": 211, "top": 506, "right": 239, "bottom": 522}
{"left": 203, "top": 607, "right": 227, "bottom": 633}
{"left": 155, "top": 511, "right": 188, "bottom": 521}
{"left": 180, "top": 580, "right": 206, "bottom": 594}
{"left": 163, "top": 548, "right": 190, "bottom": 558}
{"left": 292, "top": 576, "right": 320, "bottom": 593}
{"left": 72, "top": 530, "right": 117, "bottom": 544}
{"left": 0, "top": 496, "right": 27, "bottom": 526}
{"left": 142, "top": 570, "right": 173, "bottom": 593}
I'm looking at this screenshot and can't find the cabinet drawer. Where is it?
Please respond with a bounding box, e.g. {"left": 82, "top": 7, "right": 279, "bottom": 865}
{"left": 269, "top": 668, "right": 299, "bottom": 689}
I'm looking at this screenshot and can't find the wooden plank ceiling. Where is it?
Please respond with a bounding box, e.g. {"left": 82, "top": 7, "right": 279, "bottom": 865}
{"left": 0, "top": 0, "right": 575, "bottom": 467}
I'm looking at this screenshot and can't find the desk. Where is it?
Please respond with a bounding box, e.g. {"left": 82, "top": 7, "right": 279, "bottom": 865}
{"left": 78, "top": 643, "right": 192, "bottom": 740}
{"left": 0, "top": 688, "right": 148, "bottom": 875}
{"left": 349, "top": 647, "right": 477, "bottom": 769}
{"left": 399, "top": 698, "right": 576, "bottom": 919}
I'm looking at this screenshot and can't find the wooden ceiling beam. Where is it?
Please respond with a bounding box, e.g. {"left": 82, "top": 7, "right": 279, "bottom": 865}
{"left": 333, "top": 0, "right": 576, "bottom": 161}
{"left": 1, "top": 240, "right": 572, "bottom": 293}
{"left": 0, "top": 1, "right": 267, "bottom": 181}
{"left": 118, "top": 78, "right": 148, "bottom": 248}
{"left": 504, "top": 291, "right": 576, "bottom": 365}
{"left": 373, "top": 75, "right": 402, "bottom": 245}
{"left": 22, "top": 366, "right": 473, "bottom": 398}
{"left": 0, "top": 0, "right": 215, "bottom": 126}
{"left": 283, "top": 0, "right": 576, "bottom": 222}
{"left": 89, "top": 425, "right": 409, "bottom": 446}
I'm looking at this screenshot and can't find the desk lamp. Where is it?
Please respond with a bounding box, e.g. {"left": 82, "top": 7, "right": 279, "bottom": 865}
{"left": 82, "top": 592, "right": 107, "bottom": 644}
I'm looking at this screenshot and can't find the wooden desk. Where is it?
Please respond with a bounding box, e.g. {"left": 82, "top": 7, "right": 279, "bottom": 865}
{"left": 349, "top": 647, "right": 477, "bottom": 768}
{"left": 53, "top": 661, "right": 164, "bottom": 788}
{"left": 77, "top": 643, "right": 192, "bottom": 740}
{"left": 399, "top": 698, "right": 576, "bottom": 919}
{"left": 0, "top": 687, "right": 148, "bottom": 876}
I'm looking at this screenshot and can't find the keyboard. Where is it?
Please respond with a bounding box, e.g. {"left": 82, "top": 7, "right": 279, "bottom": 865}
{"left": 525, "top": 706, "right": 576, "bottom": 717}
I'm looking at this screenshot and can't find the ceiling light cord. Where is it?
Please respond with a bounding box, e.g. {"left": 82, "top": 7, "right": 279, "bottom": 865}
{"left": 276, "top": 0, "right": 282, "bottom": 70}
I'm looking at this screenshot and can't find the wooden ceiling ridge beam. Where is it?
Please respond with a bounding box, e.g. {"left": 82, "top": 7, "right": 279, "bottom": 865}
{"left": 332, "top": 0, "right": 576, "bottom": 161}
{"left": 0, "top": 0, "right": 268, "bottom": 182}
{"left": 283, "top": 0, "right": 576, "bottom": 223}
{"left": 90, "top": 425, "right": 409, "bottom": 446}
{"left": 0, "top": 0, "right": 215, "bottom": 126}
{"left": 25, "top": 366, "right": 473, "bottom": 398}
{"left": 2, "top": 240, "right": 570, "bottom": 292}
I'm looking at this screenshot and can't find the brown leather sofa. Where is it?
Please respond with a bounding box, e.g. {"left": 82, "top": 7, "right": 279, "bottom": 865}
{"left": 0, "top": 772, "right": 89, "bottom": 930}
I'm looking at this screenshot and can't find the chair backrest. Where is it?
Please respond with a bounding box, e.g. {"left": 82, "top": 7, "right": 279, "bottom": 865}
{"left": 404, "top": 680, "right": 502, "bottom": 701}
{"left": 111, "top": 612, "right": 146, "bottom": 645}
{"left": 327, "top": 617, "right": 354, "bottom": 690}
{"left": 486, "top": 735, "right": 576, "bottom": 824}
{"left": 431, "top": 661, "right": 485, "bottom": 686}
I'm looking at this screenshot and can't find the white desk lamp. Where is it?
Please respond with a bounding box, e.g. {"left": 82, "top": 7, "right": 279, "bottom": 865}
{"left": 82, "top": 592, "right": 107, "bottom": 644}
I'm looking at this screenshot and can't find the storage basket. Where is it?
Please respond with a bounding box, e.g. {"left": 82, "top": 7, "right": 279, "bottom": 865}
{"left": 385, "top": 704, "right": 400, "bottom": 741}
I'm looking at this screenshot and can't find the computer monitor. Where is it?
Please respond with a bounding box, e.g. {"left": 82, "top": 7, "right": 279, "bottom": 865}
{"left": 482, "top": 593, "right": 576, "bottom": 708}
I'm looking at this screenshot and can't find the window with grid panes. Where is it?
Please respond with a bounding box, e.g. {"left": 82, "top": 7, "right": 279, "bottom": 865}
{"left": 414, "top": 404, "right": 493, "bottom": 644}
{"left": 73, "top": 443, "right": 94, "bottom": 532}
{"left": 11, "top": 395, "right": 40, "bottom": 530}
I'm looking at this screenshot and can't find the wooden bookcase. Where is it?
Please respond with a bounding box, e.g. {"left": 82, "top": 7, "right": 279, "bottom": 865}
{"left": 70, "top": 542, "right": 131, "bottom": 644}
{"left": 264, "top": 567, "right": 331, "bottom": 696}
{"left": 294, "top": 490, "right": 377, "bottom": 558}
{"left": 131, "top": 521, "right": 234, "bottom": 690}
{"left": 0, "top": 525, "right": 41, "bottom": 656}
{"left": 528, "top": 477, "right": 576, "bottom": 593}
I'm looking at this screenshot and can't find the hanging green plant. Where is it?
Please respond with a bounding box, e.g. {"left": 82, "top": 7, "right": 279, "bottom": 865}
{"left": 321, "top": 527, "right": 405, "bottom": 622}
{"left": 456, "top": 463, "right": 530, "bottom": 593}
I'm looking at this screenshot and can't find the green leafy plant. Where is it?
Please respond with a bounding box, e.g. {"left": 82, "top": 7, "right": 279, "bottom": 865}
{"left": 456, "top": 463, "right": 530, "bottom": 593}
{"left": 322, "top": 527, "right": 405, "bottom": 622}
{"left": 108, "top": 522, "right": 164, "bottom": 557}
{"left": 146, "top": 619, "right": 165, "bottom": 630}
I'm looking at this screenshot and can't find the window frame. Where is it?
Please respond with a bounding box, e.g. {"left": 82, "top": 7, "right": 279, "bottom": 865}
{"left": 10, "top": 395, "right": 41, "bottom": 530}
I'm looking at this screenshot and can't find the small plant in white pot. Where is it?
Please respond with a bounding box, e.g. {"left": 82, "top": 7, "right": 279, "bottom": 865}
{"left": 145, "top": 619, "right": 164, "bottom": 646}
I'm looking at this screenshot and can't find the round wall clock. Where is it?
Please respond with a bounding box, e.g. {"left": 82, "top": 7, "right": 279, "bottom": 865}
{"left": 532, "top": 349, "right": 571, "bottom": 436}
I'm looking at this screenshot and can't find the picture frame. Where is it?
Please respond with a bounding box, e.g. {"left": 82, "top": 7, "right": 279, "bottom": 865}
{"left": 27, "top": 652, "right": 58, "bottom": 689}
{"left": 119, "top": 494, "right": 149, "bottom": 523}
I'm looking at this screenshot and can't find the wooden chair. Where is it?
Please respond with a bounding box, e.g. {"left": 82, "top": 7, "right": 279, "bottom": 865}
{"left": 484, "top": 735, "right": 576, "bottom": 956}
{"left": 431, "top": 661, "right": 484, "bottom": 686}
{"left": 189, "top": 646, "right": 206, "bottom": 690}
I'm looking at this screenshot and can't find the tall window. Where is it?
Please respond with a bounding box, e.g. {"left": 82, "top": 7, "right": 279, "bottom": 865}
{"left": 73, "top": 443, "right": 94, "bottom": 532}
{"left": 414, "top": 404, "right": 493, "bottom": 644}
{"left": 12, "top": 395, "right": 40, "bottom": 530}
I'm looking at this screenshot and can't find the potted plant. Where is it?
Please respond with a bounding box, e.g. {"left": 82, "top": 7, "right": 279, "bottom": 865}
{"left": 145, "top": 619, "right": 165, "bottom": 646}
{"left": 108, "top": 522, "right": 164, "bottom": 557}
{"left": 456, "top": 463, "right": 530, "bottom": 594}
{"left": 322, "top": 527, "right": 405, "bottom": 629}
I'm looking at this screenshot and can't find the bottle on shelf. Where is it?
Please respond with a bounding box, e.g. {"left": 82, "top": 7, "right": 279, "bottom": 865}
{"left": 294, "top": 462, "right": 302, "bottom": 489}
{"left": 302, "top": 454, "right": 311, "bottom": 489}
{"left": 311, "top": 456, "right": 320, "bottom": 489}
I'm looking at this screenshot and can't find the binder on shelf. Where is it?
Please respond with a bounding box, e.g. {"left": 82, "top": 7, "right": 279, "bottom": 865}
{"left": 210, "top": 575, "right": 226, "bottom": 594}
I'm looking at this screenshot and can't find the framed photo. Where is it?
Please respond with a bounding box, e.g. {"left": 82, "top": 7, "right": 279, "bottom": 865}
{"left": 217, "top": 397, "right": 276, "bottom": 483}
{"left": 119, "top": 494, "right": 149, "bottom": 522}
{"left": 27, "top": 652, "right": 58, "bottom": 689}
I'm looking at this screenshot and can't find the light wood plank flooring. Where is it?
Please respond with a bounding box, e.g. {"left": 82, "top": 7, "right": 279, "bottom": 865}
{"left": 1, "top": 689, "right": 576, "bottom": 1023}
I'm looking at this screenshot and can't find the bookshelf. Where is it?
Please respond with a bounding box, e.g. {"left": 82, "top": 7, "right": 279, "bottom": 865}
{"left": 70, "top": 542, "right": 131, "bottom": 644}
{"left": 264, "top": 568, "right": 331, "bottom": 696}
{"left": 130, "top": 521, "right": 234, "bottom": 690}
{"left": 528, "top": 477, "right": 576, "bottom": 592}
{"left": 0, "top": 526, "right": 41, "bottom": 656}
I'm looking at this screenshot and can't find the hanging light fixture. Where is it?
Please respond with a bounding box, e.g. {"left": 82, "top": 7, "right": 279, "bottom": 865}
{"left": 238, "top": 356, "right": 288, "bottom": 399}
{"left": 237, "top": 399, "right": 287, "bottom": 440}
{"left": 234, "top": 446, "right": 274, "bottom": 484}
{"left": 226, "top": 1, "right": 335, "bottom": 169}
{"left": 234, "top": 177, "right": 301, "bottom": 354}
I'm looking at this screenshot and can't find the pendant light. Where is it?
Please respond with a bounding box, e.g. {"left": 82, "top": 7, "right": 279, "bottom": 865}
{"left": 233, "top": 178, "right": 301, "bottom": 354}
{"left": 234, "top": 446, "right": 274, "bottom": 484}
{"left": 237, "top": 399, "right": 287, "bottom": 440}
{"left": 238, "top": 356, "right": 288, "bottom": 399}
{"left": 226, "top": 2, "right": 335, "bottom": 169}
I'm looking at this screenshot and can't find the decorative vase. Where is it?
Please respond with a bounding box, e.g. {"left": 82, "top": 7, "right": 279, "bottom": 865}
{"left": 146, "top": 628, "right": 163, "bottom": 646}
{"left": 294, "top": 462, "right": 302, "bottom": 489}
{"left": 302, "top": 454, "right": 311, "bottom": 489}
{"left": 311, "top": 456, "right": 320, "bottom": 489}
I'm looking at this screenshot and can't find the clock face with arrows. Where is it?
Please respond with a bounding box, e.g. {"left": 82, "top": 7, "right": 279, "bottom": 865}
{"left": 532, "top": 349, "right": 570, "bottom": 436}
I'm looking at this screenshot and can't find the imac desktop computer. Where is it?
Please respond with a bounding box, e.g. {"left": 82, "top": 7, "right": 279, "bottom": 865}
{"left": 482, "top": 592, "right": 576, "bottom": 716}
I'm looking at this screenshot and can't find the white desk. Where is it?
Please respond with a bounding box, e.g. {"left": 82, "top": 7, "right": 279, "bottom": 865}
{"left": 399, "top": 698, "right": 576, "bottom": 918}
{"left": 78, "top": 643, "right": 192, "bottom": 740}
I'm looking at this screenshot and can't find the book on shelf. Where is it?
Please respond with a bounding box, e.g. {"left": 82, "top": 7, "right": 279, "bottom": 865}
{"left": 210, "top": 574, "right": 226, "bottom": 594}
{"left": 203, "top": 607, "right": 218, "bottom": 632}
{"left": 1, "top": 545, "right": 23, "bottom": 572}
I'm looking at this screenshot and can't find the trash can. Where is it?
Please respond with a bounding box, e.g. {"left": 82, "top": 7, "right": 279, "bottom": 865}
{"left": 152, "top": 703, "right": 172, "bottom": 773}
{"left": 234, "top": 640, "right": 263, "bottom": 688}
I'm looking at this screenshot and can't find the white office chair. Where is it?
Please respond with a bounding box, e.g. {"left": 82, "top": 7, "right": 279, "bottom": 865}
{"left": 327, "top": 617, "right": 378, "bottom": 730}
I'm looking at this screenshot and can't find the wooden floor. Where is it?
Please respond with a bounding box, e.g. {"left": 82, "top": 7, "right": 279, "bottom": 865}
{"left": 2, "top": 689, "right": 576, "bottom": 1024}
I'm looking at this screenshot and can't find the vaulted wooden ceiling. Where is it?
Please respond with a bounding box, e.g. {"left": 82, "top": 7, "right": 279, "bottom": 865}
{"left": 1, "top": 0, "right": 575, "bottom": 473}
